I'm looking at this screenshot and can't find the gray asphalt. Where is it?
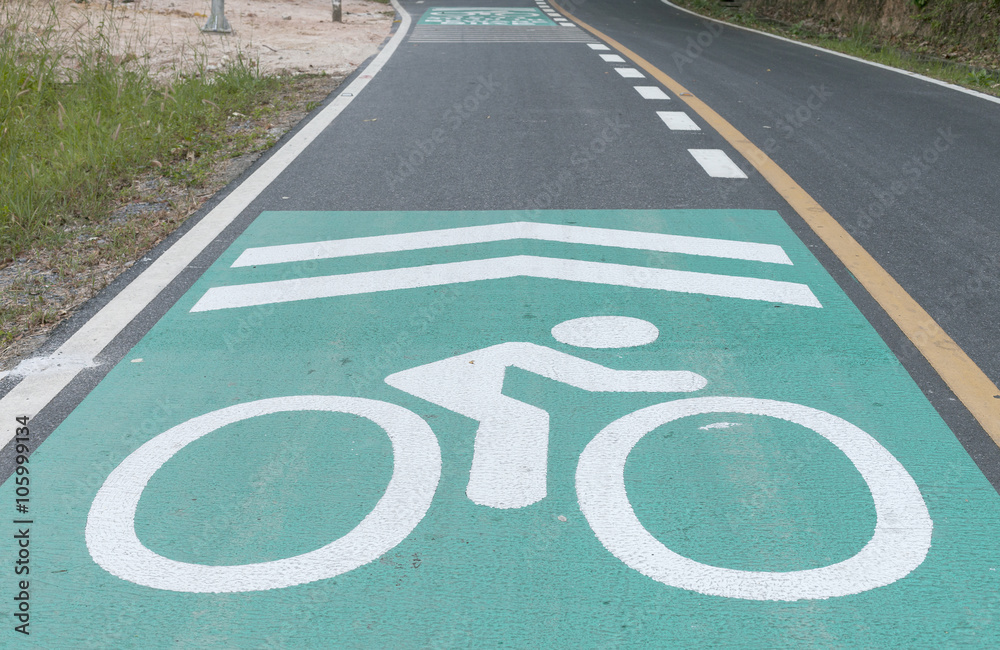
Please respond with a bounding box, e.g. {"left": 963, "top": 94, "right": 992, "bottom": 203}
{"left": 3, "top": 0, "right": 999, "bottom": 487}
{"left": 557, "top": 0, "right": 1000, "bottom": 480}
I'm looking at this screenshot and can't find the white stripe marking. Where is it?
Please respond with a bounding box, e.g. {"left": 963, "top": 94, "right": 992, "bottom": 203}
{"left": 192, "top": 256, "right": 821, "bottom": 312}
{"left": 635, "top": 85, "right": 670, "bottom": 99}
{"left": 689, "top": 149, "right": 748, "bottom": 178}
{"left": 559, "top": 22, "right": 575, "bottom": 26}
{"left": 0, "top": 0, "right": 414, "bottom": 445}
{"left": 615, "top": 68, "right": 645, "bottom": 78}
{"left": 657, "top": 111, "right": 701, "bottom": 131}
{"left": 588, "top": 43, "right": 610, "bottom": 50}
{"left": 661, "top": 0, "right": 1000, "bottom": 106}
{"left": 600, "top": 54, "right": 625, "bottom": 63}
{"left": 232, "top": 221, "right": 793, "bottom": 267}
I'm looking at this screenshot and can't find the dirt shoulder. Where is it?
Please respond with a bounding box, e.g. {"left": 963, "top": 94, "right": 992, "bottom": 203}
{"left": 35, "top": 0, "right": 396, "bottom": 79}
{"left": 0, "top": 0, "right": 393, "bottom": 374}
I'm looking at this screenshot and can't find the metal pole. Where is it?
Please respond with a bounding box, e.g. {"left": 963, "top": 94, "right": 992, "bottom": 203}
{"left": 202, "top": 0, "right": 233, "bottom": 33}
{"left": 332, "top": 0, "right": 342, "bottom": 22}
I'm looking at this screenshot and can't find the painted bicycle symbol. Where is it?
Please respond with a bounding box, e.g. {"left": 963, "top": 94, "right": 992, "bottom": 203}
{"left": 86, "top": 315, "right": 932, "bottom": 601}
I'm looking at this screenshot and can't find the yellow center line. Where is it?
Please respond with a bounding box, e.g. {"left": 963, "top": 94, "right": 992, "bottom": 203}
{"left": 551, "top": 1, "right": 1000, "bottom": 444}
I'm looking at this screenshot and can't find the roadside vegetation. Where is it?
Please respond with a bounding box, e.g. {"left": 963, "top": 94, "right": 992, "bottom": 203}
{"left": 0, "top": 0, "right": 282, "bottom": 261}
{"left": 668, "top": 0, "right": 1000, "bottom": 97}
{"left": 0, "top": 1, "right": 339, "bottom": 362}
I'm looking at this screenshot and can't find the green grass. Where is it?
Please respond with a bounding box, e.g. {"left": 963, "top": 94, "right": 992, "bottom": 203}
{"left": 0, "top": 1, "right": 283, "bottom": 263}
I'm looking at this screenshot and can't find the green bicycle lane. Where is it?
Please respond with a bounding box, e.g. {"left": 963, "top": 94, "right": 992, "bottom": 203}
{"left": 9, "top": 208, "right": 1000, "bottom": 646}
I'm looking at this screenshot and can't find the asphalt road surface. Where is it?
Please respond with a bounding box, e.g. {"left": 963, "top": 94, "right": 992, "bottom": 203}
{"left": 1, "top": 0, "right": 999, "bottom": 646}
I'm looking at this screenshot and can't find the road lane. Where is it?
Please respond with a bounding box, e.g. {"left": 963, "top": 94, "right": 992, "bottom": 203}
{"left": 557, "top": 0, "right": 1000, "bottom": 481}
{"left": 2, "top": 0, "right": 1000, "bottom": 645}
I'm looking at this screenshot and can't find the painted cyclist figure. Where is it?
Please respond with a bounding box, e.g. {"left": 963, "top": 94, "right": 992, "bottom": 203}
{"left": 386, "top": 316, "right": 705, "bottom": 509}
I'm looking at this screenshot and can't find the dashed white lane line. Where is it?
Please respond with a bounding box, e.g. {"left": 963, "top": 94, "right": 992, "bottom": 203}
{"left": 635, "top": 85, "right": 670, "bottom": 99}
{"left": 586, "top": 46, "right": 740, "bottom": 179}
{"left": 615, "top": 68, "right": 645, "bottom": 78}
{"left": 689, "top": 149, "right": 748, "bottom": 178}
{"left": 657, "top": 111, "right": 700, "bottom": 131}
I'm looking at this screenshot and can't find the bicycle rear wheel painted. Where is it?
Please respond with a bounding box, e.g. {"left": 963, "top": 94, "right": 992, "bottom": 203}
{"left": 86, "top": 396, "right": 441, "bottom": 593}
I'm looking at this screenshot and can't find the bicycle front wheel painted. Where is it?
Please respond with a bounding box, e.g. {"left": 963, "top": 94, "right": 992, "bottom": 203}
{"left": 576, "top": 396, "right": 931, "bottom": 601}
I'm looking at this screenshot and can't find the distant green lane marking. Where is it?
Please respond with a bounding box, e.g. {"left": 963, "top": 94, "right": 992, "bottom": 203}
{"left": 419, "top": 7, "right": 557, "bottom": 26}
{"left": 9, "top": 210, "right": 1000, "bottom": 647}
